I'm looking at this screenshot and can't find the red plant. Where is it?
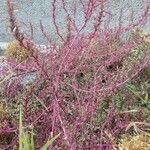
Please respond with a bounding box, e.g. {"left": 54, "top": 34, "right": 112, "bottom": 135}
{"left": 2, "top": 0, "right": 150, "bottom": 149}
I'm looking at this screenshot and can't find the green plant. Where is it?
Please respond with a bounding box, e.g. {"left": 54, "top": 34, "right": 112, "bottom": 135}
{"left": 19, "top": 106, "right": 60, "bottom": 150}
{"left": 127, "top": 83, "right": 150, "bottom": 108}
{"left": 113, "top": 93, "right": 125, "bottom": 111}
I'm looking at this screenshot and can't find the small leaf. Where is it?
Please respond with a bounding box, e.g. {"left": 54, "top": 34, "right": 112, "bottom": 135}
{"left": 41, "top": 133, "right": 61, "bottom": 150}
{"left": 144, "top": 93, "right": 149, "bottom": 104}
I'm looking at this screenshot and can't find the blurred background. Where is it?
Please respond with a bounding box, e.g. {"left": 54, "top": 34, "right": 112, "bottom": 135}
{"left": 0, "top": 0, "right": 150, "bottom": 44}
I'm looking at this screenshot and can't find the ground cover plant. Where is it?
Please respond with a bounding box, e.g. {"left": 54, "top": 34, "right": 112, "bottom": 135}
{"left": 0, "top": 0, "right": 150, "bottom": 149}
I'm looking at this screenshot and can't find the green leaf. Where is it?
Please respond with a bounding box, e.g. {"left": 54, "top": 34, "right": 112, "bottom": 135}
{"left": 19, "top": 105, "right": 35, "bottom": 150}
{"left": 19, "top": 105, "right": 23, "bottom": 150}
{"left": 144, "top": 93, "right": 149, "bottom": 104}
{"left": 40, "top": 133, "right": 61, "bottom": 150}
{"left": 127, "top": 83, "right": 143, "bottom": 101}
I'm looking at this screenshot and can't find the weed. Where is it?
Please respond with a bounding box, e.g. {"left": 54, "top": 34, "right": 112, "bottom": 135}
{"left": 19, "top": 105, "right": 60, "bottom": 150}
{"left": 118, "top": 134, "right": 150, "bottom": 150}
{"left": 4, "top": 0, "right": 150, "bottom": 149}
{"left": 5, "top": 41, "right": 31, "bottom": 62}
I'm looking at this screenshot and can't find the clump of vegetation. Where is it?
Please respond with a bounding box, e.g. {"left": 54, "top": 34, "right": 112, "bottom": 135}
{"left": 18, "top": 105, "right": 61, "bottom": 150}
{"left": 3, "top": 0, "right": 150, "bottom": 149}
{"left": 118, "top": 134, "right": 150, "bottom": 150}
{"left": 5, "top": 41, "right": 31, "bottom": 62}
{"left": 0, "top": 101, "right": 15, "bottom": 148}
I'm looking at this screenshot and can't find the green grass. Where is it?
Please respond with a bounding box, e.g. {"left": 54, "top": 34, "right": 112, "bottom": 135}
{"left": 19, "top": 105, "right": 61, "bottom": 150}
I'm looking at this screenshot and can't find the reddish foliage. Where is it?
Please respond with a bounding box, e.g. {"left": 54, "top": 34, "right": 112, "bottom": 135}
{"left": 1, "top": 0, "right": 150, "bottom": 149}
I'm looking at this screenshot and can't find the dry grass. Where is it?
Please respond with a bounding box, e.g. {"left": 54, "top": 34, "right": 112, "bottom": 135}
{"left": 118, "top": 134, "right": 150, "bottom": 150}
{"left": 5, "top": 40, "right": 31, "bottom": 62}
